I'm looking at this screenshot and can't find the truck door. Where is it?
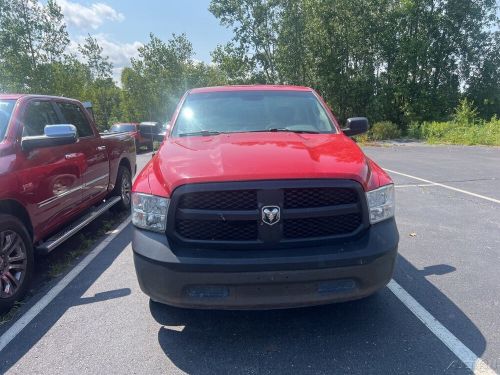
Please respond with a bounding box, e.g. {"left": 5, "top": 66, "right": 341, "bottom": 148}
{"left": 54, "top": 101, "right": 110, "bottom": 202}
{"left": 17, "top": 99, "right": 85, "bottom": 239}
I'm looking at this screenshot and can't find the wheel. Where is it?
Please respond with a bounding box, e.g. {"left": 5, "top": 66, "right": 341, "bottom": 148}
{"left": 111, "top": 166, "right": 132, "bottom": 211}
{"left": 0, "top": 214, "right": 34, "bottom": 314}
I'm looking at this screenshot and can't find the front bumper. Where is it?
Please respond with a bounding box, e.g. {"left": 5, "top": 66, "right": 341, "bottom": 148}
{"left": 132, "top": 218, "right": 399, "bottom": 310}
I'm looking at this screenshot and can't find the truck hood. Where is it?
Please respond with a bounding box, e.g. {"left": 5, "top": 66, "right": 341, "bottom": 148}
{"left": 148, "top": 132, "right": 375, "bottom": 196}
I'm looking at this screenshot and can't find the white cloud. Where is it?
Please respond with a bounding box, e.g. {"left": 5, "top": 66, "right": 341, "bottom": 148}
{"left": 57, "top": 0, "right": 125, "bottom": 30}
{"left": 70, "top": 34, "right": 143, "bottom": 83}
{"left": 94, "top": 35, "right": 142, "bottom": 67}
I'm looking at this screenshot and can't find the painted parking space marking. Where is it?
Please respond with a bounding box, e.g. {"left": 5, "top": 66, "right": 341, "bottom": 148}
{"left": 395, "top": 183, "right": 436, "bottom": 188}
{"left": 386, "top": 168, "right": 500, "bottom": 204}
{"left": 388, "top": 280, "right": 497, "bottom": 375}
{"left": 0, "top": 218, "right": 131, "bottom": 353}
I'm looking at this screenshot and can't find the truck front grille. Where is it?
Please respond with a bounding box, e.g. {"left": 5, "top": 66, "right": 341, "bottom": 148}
{"left": 169, "top": 180, "right": 368, "bottom": 248}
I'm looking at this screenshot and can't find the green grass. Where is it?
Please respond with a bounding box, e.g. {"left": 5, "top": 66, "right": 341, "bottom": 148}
{"left": 0, "top": 301, "right": 24, "bottom": 326}
{"left": 356, "top": 117, "right": 500, "bottom": 146}
{"left": 46, "top": 214, "right": 124, "bottom": 279}
{"left": 408, "top": 117, "right": 500, "bottom": 146}
{"left": 47, "top": 234, "right": 93, "bottom": 278}
{"left": 355, "top": 121, "right": 402, "bottom": 144}
{"left": 359, "top": 100, "right": 500, "bottom": 146}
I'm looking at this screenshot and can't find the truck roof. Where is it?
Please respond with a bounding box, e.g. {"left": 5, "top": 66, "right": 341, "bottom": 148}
{"left": 1, "top": 86, "right": 312, "bottom": 101}
{"left": 0, "top": 93, "right": 78, "bottom": 101}
{"left": 189, "top": 85, "right": 313, "bottom": 94}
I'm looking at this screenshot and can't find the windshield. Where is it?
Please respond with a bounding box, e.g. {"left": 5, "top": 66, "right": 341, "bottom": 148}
{"left": 0, "top": 99, "right": 16, "bottom": 140}
{"left": 110, "top": 124, "right": 136, "bottom": 132}
{"left": 139, "top": 124, "right": 161, "bottom": 135}
{"left": 172, "top": 91, "right": 336, "bottom": 137}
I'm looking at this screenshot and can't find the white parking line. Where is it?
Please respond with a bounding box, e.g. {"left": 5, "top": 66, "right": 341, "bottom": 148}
{"left": 395, "top": 183, "right": 436, "bottom": 188}
{"left": 386, "top": 169, "right": 500, "bottom": 204}
{"left": 388, "top": 280, "right": 496, "bottom": 375}
{"left": 0, "top": 218, "right": 131, "bottom": 353}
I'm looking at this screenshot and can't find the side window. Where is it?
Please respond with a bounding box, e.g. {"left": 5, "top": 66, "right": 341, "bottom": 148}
{"left": 22, "top": 101, "right": 59, "bottom": 137}
{"left": 56, "top": 102, "right": 94, "bottom": 137}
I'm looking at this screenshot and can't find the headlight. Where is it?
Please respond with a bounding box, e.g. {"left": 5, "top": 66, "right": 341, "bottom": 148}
{"left": 366, "top": 184, "right": 395, "bottom": 224}
{"left": 131, "top": 193, "right": 170, "bottom": 232}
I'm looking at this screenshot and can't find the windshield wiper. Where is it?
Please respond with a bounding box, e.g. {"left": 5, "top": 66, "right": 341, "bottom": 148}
{"left": 248, "top": 128, "right": 321, "bottom": 134}
{"left": 178, "top": 130, "right": 222, "bottom": 137}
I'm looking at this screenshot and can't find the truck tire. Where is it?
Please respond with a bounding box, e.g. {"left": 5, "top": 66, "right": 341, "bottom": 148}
{"left": 0, "top": 214, "right": 34, "bottom": 314}
{"left": 111, "top": 166, "right": 132, "bottom": 212}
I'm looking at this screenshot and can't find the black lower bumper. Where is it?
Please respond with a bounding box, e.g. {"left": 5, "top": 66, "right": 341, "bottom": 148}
{"left": 132, "top": 218, "right": 398, "bottom": 310}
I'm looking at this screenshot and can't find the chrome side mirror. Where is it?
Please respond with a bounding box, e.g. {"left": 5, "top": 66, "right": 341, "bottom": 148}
{"left": 22, "top": 124, "right": 78, "bottom": 151}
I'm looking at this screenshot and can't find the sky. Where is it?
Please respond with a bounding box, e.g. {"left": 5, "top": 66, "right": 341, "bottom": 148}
{"left": 55, "top": 0, "right": 234, "bottom": 81}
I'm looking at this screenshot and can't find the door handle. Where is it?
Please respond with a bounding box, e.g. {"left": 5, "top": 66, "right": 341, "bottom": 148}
{"left": 96, "top": 146, "right": 107, "bottom": 151}
{"left": 65, "top": 153, "right": 80, "bottom": 160}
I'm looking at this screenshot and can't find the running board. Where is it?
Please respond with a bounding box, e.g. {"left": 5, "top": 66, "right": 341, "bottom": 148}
{"left": 36, "top": 196, "right": 121, "bottom": 255}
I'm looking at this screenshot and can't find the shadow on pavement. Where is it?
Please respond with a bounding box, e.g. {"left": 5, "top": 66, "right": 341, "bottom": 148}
{"left": 76, "top": 288, "right": 130, "bottom": 306}
{"left": 150, "top": 254, "right": 483, "bottom": 374}
{"left": 0, "top": 225, "right": 133, "bottom": 373}
{"left": 419, "top": 264, "right": 456, "bottom": 277}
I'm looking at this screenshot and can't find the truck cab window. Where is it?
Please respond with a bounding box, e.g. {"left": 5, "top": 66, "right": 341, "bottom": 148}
{"left": 22, "top": 101, "right": 59, "bottom": 137}
{"left": 56, "top": 102, "right": 94, "bottom": 137}
{"left": 0, "top": 99, "right": 15, "bottom": 140}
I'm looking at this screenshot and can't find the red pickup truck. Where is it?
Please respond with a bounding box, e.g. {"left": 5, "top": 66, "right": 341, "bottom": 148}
{"left": 0, "top": 94, "right": 136, "bottom": 312}
{"left": 131, "top": 85, "right": 399, "bottom": 309}
{"left": 109, "top": 122, "right": 155, "bottom": 151}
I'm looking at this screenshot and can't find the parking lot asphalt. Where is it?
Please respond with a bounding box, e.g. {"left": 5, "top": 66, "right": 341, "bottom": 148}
{"left": 0, "top": 143, "right": 499, "bottom": 374}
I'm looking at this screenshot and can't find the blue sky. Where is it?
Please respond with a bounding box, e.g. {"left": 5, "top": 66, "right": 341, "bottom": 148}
{"left": 56, "top": 0, "right": 234, "bottom": 80}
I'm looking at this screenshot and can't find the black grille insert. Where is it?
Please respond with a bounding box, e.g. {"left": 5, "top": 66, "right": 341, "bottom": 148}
{"left": 284, "top": 187, "right": 358, "bottom": 209}
{"left": 176, "top": 220, "right": 258, "bottom": 241}
{"left": 178, "top": 190, "right": 257, "bottom": 210}
{"left": 284, "top": 213, "right": 362, "bottom": 239}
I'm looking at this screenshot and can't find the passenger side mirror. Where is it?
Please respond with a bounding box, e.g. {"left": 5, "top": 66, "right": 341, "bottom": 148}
{"left": 343, "top": 117, "right": 369, "bottom": 137}
{"left": 21, "top": 124, "right": 78, "bottom": 151}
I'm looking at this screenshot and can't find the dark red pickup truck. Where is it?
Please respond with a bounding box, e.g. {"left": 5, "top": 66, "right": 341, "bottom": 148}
{"left": 0, "top": 94, "right": 136, "bottom": 312}
{"left": 132, "top": 85, "right": 399, "bottom": 310}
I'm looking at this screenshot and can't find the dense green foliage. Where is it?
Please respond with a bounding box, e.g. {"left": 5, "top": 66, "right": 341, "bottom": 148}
{"left": 119, "top": 33, "right": 226, "bottom": 123}
{"left": 357, "top": 100, "right": 500, "bottom": 145}
{"left": 0, "top": 0, "right": 114, "bottom": 129}
{"left": 209, "top": 0, "right": 500, "bottom": 126}
{"left": 367, "top": 122, "right": 403, "bottom": 141}
{"left": 0, "top": 0, "right": 499, "bottom": 137}
{"left": 0, "top": 0, "right": 223, "bottom": 129}
{"left": 406, "top": 118, "right": 500, "bottom": 146}
{"left": 407, "top": 100, "right": 500, "bottom": 145}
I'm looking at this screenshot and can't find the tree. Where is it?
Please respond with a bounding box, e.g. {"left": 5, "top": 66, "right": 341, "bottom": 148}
{"left": 210, "top": 0, "right": 500, "bottom": 125}
{"left": 120, "top": 33, "right": 226, "bottom": 123}
{"left": 467, "top": 30, "right": 500, "bottom": 119}
{"left": 0, "top": 0, "right": 69, "bottom": 93}
{"left": 78, "top": 35, "right": 119, "bottom": 129}
{"left": 78, "top": 35, "right": 112, "bottom": 80}
{"left": 209, "top": 0, "right": 282, "bottom": 83}
{"left": 1, "top": 0, "right": 497, "bottom": 129}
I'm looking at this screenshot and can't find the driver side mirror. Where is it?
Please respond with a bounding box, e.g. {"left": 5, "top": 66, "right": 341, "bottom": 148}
{"left": 343, "top": 117, "right": 369, "bottom": 137}
{"left": 22, "top": 124, "right": 78, "bottom": 151}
